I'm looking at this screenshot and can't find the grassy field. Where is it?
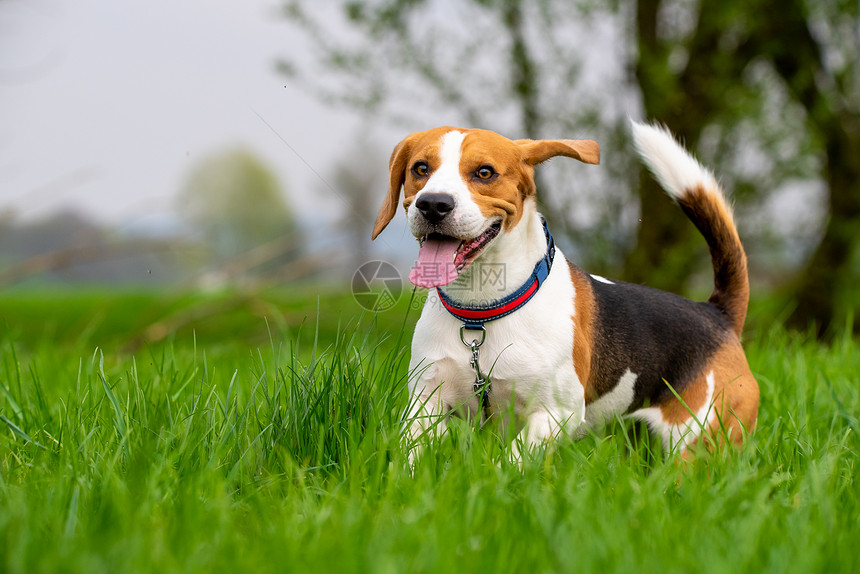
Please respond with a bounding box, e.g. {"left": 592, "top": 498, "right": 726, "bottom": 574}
{"left": 0, "top": 289, "right": 858, "bottom": 573}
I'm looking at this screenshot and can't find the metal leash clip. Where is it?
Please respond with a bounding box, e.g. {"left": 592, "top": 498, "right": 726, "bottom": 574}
{"left": 460, "top": 325, "right": 491, "bottom": 408}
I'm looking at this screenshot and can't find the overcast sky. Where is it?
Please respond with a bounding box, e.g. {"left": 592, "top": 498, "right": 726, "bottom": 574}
{"left": 0, "top": 0, "right": 406, "bottom": 238}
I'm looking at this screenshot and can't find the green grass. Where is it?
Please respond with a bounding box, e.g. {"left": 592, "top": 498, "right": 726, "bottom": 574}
{"left": 1, "top": 289, "right": 858, "bottom": 573}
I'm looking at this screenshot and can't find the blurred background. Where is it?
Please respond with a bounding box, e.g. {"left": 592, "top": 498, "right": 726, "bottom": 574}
{"left": 1, "top": 0, "right": 858, "bottom": 340}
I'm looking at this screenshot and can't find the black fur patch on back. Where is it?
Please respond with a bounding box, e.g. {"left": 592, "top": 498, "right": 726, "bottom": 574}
{"left": 589, "top": 276, "right": 730, "bottom": 410}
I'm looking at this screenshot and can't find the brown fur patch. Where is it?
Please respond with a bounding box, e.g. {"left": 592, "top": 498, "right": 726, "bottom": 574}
{"left": 659, "top": 370, "right": 710, "bottom": 424}
{"left": 659, "top": 340, "right": 759, "bottom": 449}
{"left": 459, "top": 131, "right": 531, "bottom": 230}
{"left": 677, "top": 185, "right": 749, "bottom": 338}
{"left": 709, "top": 341, "right": 760, "bottom": 444}
{"left": 567, "top": 263, "right": 598, "bottom": 404}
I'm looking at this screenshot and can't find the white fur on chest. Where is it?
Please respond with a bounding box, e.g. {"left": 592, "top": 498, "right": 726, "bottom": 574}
{"left": 408, "top": 251, "right": 583, "bottom": 423}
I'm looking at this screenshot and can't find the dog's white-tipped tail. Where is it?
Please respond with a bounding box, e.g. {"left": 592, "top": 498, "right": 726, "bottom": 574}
{"left": 631, "top": 120, "right": 750, "bottom": 337}
{"left": 630, "top": 121, "right": 720, "bottom": 200}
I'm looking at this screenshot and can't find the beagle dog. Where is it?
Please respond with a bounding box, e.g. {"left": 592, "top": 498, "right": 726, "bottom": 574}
{"left": 371, "top": 123, "right": 759, "bottom": 457}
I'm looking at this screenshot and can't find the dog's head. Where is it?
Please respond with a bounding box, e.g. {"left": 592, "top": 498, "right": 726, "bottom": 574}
{"left": 372, "top": 127, "right": 599, "bottom": 288}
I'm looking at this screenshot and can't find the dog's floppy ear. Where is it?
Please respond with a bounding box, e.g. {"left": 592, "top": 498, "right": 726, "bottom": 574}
{"left": 372, "top": 134, "right": 416, "bottom": 240}
{"left": 516, "top": 138, "right": 600, "bottom": 166}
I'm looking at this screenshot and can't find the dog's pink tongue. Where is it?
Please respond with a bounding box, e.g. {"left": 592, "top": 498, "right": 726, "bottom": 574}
{"left": 409, "top": 236, "right": 461, "bottom": 288}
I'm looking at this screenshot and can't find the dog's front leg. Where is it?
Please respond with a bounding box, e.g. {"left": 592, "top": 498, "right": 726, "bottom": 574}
{"left": 403, "top": 384, "right": 450, "bottom": 466}
{"left": 509, "top": 376, "right": 586, "bottom": 462}
{"left": 509, "top": 408, "right": 577, "bottom": 462}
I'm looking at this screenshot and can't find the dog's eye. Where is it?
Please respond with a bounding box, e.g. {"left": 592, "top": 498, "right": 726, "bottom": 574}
{"left": 412, "top": 162, "right": 429, "bottom": 177}
{"left": 475, "top": 165, "right": 496, "bottom": 180}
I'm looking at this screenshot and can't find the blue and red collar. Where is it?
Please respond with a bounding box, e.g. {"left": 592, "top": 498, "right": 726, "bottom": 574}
{"left": 436, "top": 217, "right": 555, "bottom": 329}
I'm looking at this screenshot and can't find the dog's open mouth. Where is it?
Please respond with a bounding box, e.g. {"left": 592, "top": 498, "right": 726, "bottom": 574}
{"left": 408, "top": 221, "right": 502, "bottom": 288}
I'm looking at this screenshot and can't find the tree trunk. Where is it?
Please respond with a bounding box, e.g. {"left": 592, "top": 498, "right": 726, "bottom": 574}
{"left": 787, "top": 122, "right": 860, "bottom": 335}
{"left": 755, "top": 0, "right": 860, "bottom": 335}
{"left": 627, "top": 0, "right": 760, "bottom": 292}
{"left": 625, "top": 0, "right": 712, "bottom": 290}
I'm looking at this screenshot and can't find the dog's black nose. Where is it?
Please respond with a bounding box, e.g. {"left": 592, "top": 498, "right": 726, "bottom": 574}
{"left": 415, "top": 193, "right": 455, "bottom": 224}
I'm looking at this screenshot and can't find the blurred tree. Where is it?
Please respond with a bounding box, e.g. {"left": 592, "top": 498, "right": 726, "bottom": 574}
{"left": 632, "top": 0, "right": 860, "bottom": 333}
{"left": 749, "top": 0, "right": 860, "bottom": 334}
{"left": 280, "top": 0, "right": 638, "bottom": 272}
{"left": 0, "top": 210, "right": 186, "bottom": 286}
{"left": 327, "top": 137, "right": 385, "bottom": 266}
{"left": 281, "top": 0, "right": 860, "bottom": 333}
{"left": 177, "top": 148, "right": 297, "bottom": 261}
